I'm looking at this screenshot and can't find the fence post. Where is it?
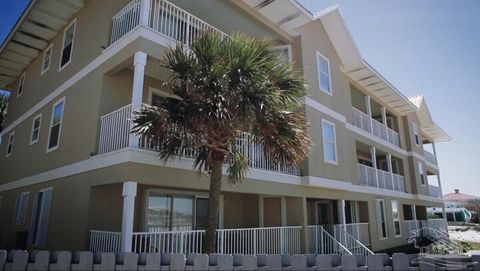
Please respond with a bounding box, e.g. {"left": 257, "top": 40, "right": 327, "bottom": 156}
{"left": 320, "top": 227, "right": 324, "bottom": 254}
{"left": 280, "top": 227, "right": 285, "bottom": 254}
{"left": 185, "top": 14, "right": 191, "bottom": 46}
{"left": 253, "top": 230, "right": 257, "bottom": 255}
{"left": 179, "top": 232, "right": 184, "bottom": 254}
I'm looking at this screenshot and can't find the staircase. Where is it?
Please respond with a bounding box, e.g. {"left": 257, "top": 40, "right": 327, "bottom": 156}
{"left": 307, "top": 225, "right": 373, "bottom": 255}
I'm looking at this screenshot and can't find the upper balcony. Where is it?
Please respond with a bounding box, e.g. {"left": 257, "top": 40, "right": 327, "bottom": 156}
{"left": 350, "top": 86, "right": 401, "bottom": 148}
{"left": 422, "top": 139, "right": 438, "bottom": 166}
{"left": 109, "top": 0, "right": 227, "bottom": 48}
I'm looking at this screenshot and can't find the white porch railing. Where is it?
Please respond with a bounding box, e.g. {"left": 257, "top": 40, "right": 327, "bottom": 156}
{"left": 352, "top": 107, "right": 400, "bottom": 147}
{"left": 333, "top": 223, "right": 370, "bottom": 247}
{"left": 216, "top": 226, "right": 301, "bottom": 255}
{"left": 403, "top": 219, "right": 449, "bottom": 239}
{"left": 357, "top": 164, "right": 406, "bottom": 192}
{"left": 429, "top": 185, "right": 442, "bottom": 198}
{"left": 90, "top": 226, "right": 301, "bottom": 255}
{"left": 89, "top": 230, "right": 122, "bottom": 253}
{"left": 403, "top": 220, "right": 420, "bottom": 239}
{"left": 307, "top": 226, "right": 352, "bottom": 255}
{"left": 332, "top": 226, "right": 373, "bottom": 255}
{"left": 97, "top": 104, "right": 300, "bottom": 175}
{"left": 110, "top": 0, "right": 227, "bottom": 46}
{"left": 424, "top": 149, "right": 438, "bottom": 165}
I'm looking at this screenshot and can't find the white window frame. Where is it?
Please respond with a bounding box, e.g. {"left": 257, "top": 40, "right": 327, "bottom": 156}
{"left": 30, "top": 113, "right": 42, "bottom": 145}
{"left": 270, "top": 44, "right": 292, "bottom": 63}
{"left": 6, "top": 131, "right": 15, "bottom": 157}
{"left": 376, "top": 199, "right": 388, "bottom": 240}
{"left": 17, "top": 73, "right": 25, "bottom": 98}
{"left": 46, "top": 98, "right": 66, "bottom": 153}
{"left": 59, "top": 19, "right": 77, "bottom": 71}
{"left": 316, "top": 51, "right": 332, "bottom": 95}
{"left": 391, "top": 200, "right": 402, "bottom": 237}
{"left": 13, "top": 192, "right": 29, "bottom": 225}
{"left": 418, "top": 161, "right": 426, "bottom": 186}
{"left": 41, "top": 43, "right": 53, "bottom": 75}
{"left": 322, "top": 119, "right": 338, "bottom": 165}
{"left": 412, "top": 122, "right": 420, "bottom": 146}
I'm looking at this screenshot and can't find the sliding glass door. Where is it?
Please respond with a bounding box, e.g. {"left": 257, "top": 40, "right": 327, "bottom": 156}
{"left": 147, "top": 193, "right": 208, "bottom": 232}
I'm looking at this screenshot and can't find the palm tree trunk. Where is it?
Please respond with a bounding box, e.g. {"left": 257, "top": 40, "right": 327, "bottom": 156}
{"left": 204, "top": 159, "right": 223, "bottom": 253}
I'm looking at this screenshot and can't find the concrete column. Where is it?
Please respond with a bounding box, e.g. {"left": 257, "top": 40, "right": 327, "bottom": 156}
{"left": 281, "top": 197, "right": 287, "bottom": 226}
{"left": 129, "top": 52, "right": 147, "bottom": 147}
{"left": 219, "top": 195, "right": 224, "bottom": 229}
{"left": 337, "top": 200, "right": 346, "bottom": 226}
{"left": 139, "top": 0, "right": 151, "bottom": 27}
{"left": 365, "top": 96, "right": 373, "bottom": 132}
{"left": 370, "top": 146, "right": 379, "bottom": 188}
{"left": 258, "top": 196, "right": 264, "bottom": 227}
{"left": 121, "top": 181, "right": 137, "bottom": 252}
{"left": 387, "top": 153, "right": 395, "bottom": 189}
{"left": 300, "top": 197, "right": 309, "bottom": 253}
{"left": 412, "top": 205, "right": 417, "bottom": 220}
{"left": 381, "top": 106, "right": 388, "bottom": 126}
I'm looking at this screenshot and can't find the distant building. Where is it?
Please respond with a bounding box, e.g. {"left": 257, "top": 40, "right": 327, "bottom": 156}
{"left": 443, "top": 189, "right": 480, "bottom": 213}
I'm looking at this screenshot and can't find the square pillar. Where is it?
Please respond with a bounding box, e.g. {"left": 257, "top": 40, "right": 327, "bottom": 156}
{"left": 129, "top": 52, "right": 147, "bottom": 147}
{"left": 139, "top": 0, "right": 151, "bottom": 27}
{"left": 258, "top": 196, "right": 264, "bottom": 227}
{"left": 370, "top": 146, "right": 379, "bottom": 188}
{"left": 386, "top": 153, "right": 395, "bottom": 189}
{"left": 365, "top": 96, "right": 373, "bottom": 132}
{"left": 281, "top": 196, "right": 287, "bottom": 226}
{"left": 121, "top": 181, "right": 137, "bottom": 252}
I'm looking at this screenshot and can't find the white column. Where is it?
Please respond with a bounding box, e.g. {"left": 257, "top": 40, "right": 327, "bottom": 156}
{"left": 281, "top": 196, "right": 287, "bottom": 226}
{"left": 370, "top": 146, "right": 379, "bottom": 188}
{"left": 258, "top": 196, "right": 264, "bottom": 227}
{"left": 129, "top": 52, "right": 147, "bottom": 147}
{"left": 387, "top": 153, "right": 395, "bottom": 190}
{"left": 381, "top": 106, "right": 390, "bottom": 142}
{"left": 139, "top": 0, "right": 151, "bottom": 27}
{"left": 121, "top": 181, "right": 137, "bottom": 252}
{"left": 337, "top": 200, "right": 346, "bottom": 226}
{"left": 219, "top": 195, "right": 224, "bottom": 229}
{"left": 365, "top": 96, "right": 373, "bottom": 132}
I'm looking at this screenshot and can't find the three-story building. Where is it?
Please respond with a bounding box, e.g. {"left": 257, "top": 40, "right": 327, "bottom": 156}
{"left": 0, "top": 0, "right": 450, "bottom": 254}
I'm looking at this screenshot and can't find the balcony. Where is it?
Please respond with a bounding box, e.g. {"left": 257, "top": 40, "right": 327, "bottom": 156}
{"left": 357, "top": 163, "right": 406, "bottom": 192}
{"left": 97, "top": 104, "right": 299, "bottom": 175}
{"left": 424, "top": 149, "right": 438, "bottom": 165}
{"left": 428, "top": 185, "right": 442, "bottom": 198}
{"left": 352, "top": 107, "right": 400, "bottom": 147}
{"left": 109, "top": 0, "right": 226, "bottom": 47}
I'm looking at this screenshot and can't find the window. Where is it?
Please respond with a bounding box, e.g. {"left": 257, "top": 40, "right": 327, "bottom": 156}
{"left": 271, "top": 45, "right": 292, "bottom": 63}
{"left": 41, "top": 44, "right": 53, "bottom": 75}
{"left": 412, "top": 122, "right": 420, "bottom": 146}
{"left": 322, "top": 119, "right": 337, "bottom": 164}
{"left": 30, "top": 114, "right": 42, "bottom": 145}
{"left": 13, "top": 192, "right": 29, "bottom": 225}
{"left": 418, "top": 162, "right": 425, "bottom": 185}
{"left": 6, "top": 132, "right": 15, "bottom": 157}
{"left": 376, "top": 199, "right": 388, "bottom": 239}
{"left": 316, "top": 52, "right": 331, "bottom": 95}
{"left": 28, "top": 188, "right": 53, "bottom": 246}
{"left": 17, "top": 73, "right": 25, "bottom": 97}
{"left": 59, "top": 19, "right": 76, "bottom": 70}
{"left": 47, "top": 98, "right": 65, "bottom": 152}
{"left": 391, "top": 200, "right": 401, "bottom": 237}
{"left": 147, "top": 193, "right": 209, "bottom": 231}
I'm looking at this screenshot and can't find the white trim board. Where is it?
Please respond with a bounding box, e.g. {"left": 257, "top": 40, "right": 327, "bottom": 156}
{"left": 0, "top": 148, "right": 443, "bottom": 205}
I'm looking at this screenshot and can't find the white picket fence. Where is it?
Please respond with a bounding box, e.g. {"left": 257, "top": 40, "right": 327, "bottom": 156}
{"left": 357, "top": 164, "right": 406, "bottom": 192}
{"left": 352, "top": 107, "right": 400, "bottom": 147}
{"left": 110, "top": 0, "right": 227, "bottom": 46}
{"left": 90, "top": 226, "right": 301, "bottom": 255}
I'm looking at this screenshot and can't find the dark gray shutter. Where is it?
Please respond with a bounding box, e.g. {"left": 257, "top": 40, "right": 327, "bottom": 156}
{"left": 27, "top": 192, "right": 40, "bottom": 244}
{"left": 36, "top": 189, "right": 53, "bottom": 247}
{"left": 12, "top": 194, "right": 20, "bottom": 223}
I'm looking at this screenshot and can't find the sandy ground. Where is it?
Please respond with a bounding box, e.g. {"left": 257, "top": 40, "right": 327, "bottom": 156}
{"left": 449, "top": 226, "right": 480, "bottom": 243}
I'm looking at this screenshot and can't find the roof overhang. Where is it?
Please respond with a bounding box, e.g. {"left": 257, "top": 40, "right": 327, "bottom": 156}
{"left": 0, "top": 0, "right": 86, "bottom": 89}
{"left": 409, "top": 95, "right": 451, "bottom": 143}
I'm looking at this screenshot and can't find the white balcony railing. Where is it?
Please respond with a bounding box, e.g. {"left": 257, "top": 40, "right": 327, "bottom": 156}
{"left": 357, "top": 164, "right": 406, "bottom": 193}
{"left": 90, "top": 226, "right": 301, "bottom": 255}
{"left": 424, "top": 149, "right": 438, "bottom": 165}
{"left": 97, "top": 104, "right": 300, "bottom": 175}
{"left": 110, "top": 0, "right": 227, "bottom": 46}
{"left": 429, "top": 185, "right": 442, "bottom": 198}
{"left": 352, "top": 107, "right": 400, "bottom": 147}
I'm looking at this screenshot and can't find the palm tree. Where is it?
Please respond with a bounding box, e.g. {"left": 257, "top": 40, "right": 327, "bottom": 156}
{"left": 0, "top": 93, "right": 8, "bottom": 133}
{"left": 133, "top": 32, "right": 311, "bottom": 253}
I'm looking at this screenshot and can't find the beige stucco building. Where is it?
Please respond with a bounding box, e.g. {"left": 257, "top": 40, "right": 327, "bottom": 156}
{"left": 0, "top": 0, "right": 451, "bottom": 254}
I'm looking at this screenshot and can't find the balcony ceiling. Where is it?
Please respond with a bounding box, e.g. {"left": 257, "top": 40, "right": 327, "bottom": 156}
{"left": 0, "top": 0, "right": 86, "bottom": 89}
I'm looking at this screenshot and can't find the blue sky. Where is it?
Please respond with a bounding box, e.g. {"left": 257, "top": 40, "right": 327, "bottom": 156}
{"left": 1, "top": 1, "right": 479, "bottom": 196}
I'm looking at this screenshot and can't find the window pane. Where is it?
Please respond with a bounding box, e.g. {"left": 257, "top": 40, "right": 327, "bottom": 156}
{"left": 53, "top": 102, "right": 64, "bottom": 125}
{"left": 320, "top": 73, "right": 330, "bottom": 92}
{"left": 64, "top": 24, "right": 75, "bottom": 47}
{"left": 394, "top": 221, "right": 401, "bottom": 235}
{"left": 43, "top": 49, "right": 51, "bottom": 71}
{"left": 323, "top": 123, "right": 335, "bottom": 141}
{"left": 148, "top": 195, "right": 171, "bottom": 230}
{"left": 61, "top": 44, "right": 72, "bottom": 67}
{"left": 324, "top": 142, "right": 336, "bottom": 161}
{"left": 48, "top": 124, "right": 60, "bottom": 149}
{"left": 318, "top": 56, "right": 329, "bottom": 74}
{"left": 195, "top": 198, "right": 208, "bottom": 230}
{"left": 172, "top": 197, "right": 193, "bottom": 231}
